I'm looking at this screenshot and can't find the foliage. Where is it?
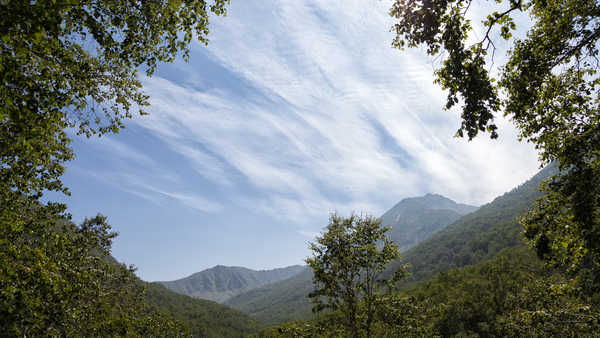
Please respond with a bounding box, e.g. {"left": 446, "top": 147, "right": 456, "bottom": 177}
{"left": 1, "top": 1, "right": 230, "bottom": 334}
{"left": 252, "top": 303, "right": 432, "bottom": 338}
{"left": 369, "top": 293, "right": 435, "bottom": 337}
{"left": 250, "top": 313, "right": 350, "bottom": 338}
{"left": 501, "top": 277, "right": 600, "bottom": 337}
{"left": 252, "top": 295, "right": 432, "bottom": 337}
{"left": 405, "top": 247, "right": 600, "bottom": 337}
{"left": 390, "top": 0, "right": 600, "bottom": 285}
{"left": 0, "top": 0, "right": 228, "bottom": 199}
{"left": 388, "top": 164, "right": 555, "bottom": 285}
{"left": 0, "top": 197, "right": 183, "bottom": 336}
{"left": 522, "top": 167, "right": 600, "bottom": 285}
{"left": 145, "top": 283, "right": 260, "bottom": 337}
{"left": 306, "top": 214, "right": 408, "bottom": 337}
{"left": 225, "top": 267, "right": 315, "bottom": 325}
{"left": 406, "top": 247, "right": 545, "bottom": 336}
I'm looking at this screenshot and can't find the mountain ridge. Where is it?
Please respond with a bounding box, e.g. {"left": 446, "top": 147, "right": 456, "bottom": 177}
{"left": 225, "top": 165, "right": 557, "bottom": 324}
{"left": 381, "top": 193, "right": 478, "bottom": 251}
{"left": 158, "top": 264, "right": 305, "bottom": 303}
{"left": 227, "top": 193, "right": 478, "bottom": 324}
{"left": 392, "top": 163, "right": 558, "bottom": 284}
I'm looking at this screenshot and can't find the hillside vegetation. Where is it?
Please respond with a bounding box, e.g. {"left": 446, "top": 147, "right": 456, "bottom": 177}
{"left": 158, "top": 265, "right": 304, "bottom": 303}
{"left": 231, "top": 165, "right": 557, "bottom": 326}
{"left": 381, "top": 193, "right": 478, "bottom": 251}
{"left": 145, "top": 283, "right": 260, "bottom": 337}
{"left": 393, "top": 164, "right": 558, "bottom": 285}
{"left": 226, "top": 267, "right": 315, "bottom": 325}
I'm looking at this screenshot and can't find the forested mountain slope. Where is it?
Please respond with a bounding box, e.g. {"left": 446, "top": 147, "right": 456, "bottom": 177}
{"left": 392, "top": 163, "right": 558, "bottom": 285}
{"left": 225, "top": 267, "right": 314, "bottom": 325}
{"left": 381, "top": 193, "right": 478, "bottom": 251}
{"left": 403, "top": 246, "right": 550, "bottom": 336}
{"left": 226, "top": 194, "right": 477, "bottom": 324}
{"left": 158, "top": 265, "right": 305, "bottom": 303}
{"left": 145, "top": 283, "right": 260, "bottom": 337}
{"left": 230, "top": 165, "right": 557, "bottom": 325}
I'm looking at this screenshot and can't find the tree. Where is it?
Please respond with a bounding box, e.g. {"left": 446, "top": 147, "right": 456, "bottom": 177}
{"left": 306, "top": 214, "right": 408, "bottom": 337}
{"left": 390, "top": 0, "right": 600, "bottom": 286}
{"left": 1, "top": 0, "right": 228, "bottom": 200}
{"left": 0, "top": 1, "right": 228, "bottom": 333}
{"left": 0, "top": 203, "right": 184, "bottom": 336}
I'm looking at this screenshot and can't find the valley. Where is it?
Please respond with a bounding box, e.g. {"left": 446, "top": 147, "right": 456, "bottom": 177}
{"left": 6, "top": 0, "right": 599, "bottom": 336}
{"left": 151, "top": 164, "right": 557, "bottom": 330}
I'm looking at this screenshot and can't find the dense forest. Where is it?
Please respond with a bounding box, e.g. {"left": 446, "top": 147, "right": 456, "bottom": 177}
{"left": 2, "top": 0, "right": 600, "bottom": 337}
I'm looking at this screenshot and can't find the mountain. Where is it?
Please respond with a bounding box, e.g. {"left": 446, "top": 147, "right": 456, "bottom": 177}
{"left": 145, "top": 282, "right": 260, "bottom": 337}
{"left": 158, "top": 265, "right": 305, "bottom": 303}
{"left": 226, "top": 194, "right": 477, "bottom": 324}
{"left": 391, "top": 163, "right": 558, "bottom": 285}
{"left": 226, "top": 165, "right": 557, "bottom": 324}
{"left": 225, "top": 267, "right": 314, "bottom": 325}
{"left": 403, "top": 246, "right": 548, "bottom": 336}
{"left": 380, "top": 193, "right": 478, "bottom": 251}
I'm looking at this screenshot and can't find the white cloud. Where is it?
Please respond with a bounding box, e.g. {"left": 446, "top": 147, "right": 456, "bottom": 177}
{"left": 125, "top": 0, "right": 540, "bottom": 232}
{"left": 144, "top": 186, "right": 223, "bottom": 213}
{"left": 77, "top": 166, "right": 222, "bottom": 214}
{"left": 88, "top": 136, "right": 157, "bottom": 168}
{"left": 165, "top": 142, "right": 234, "bottom": 187}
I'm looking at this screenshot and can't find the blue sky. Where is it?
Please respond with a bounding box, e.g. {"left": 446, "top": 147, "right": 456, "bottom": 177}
{"left": 54, "top": 0, "right": 540, "bottom": 282}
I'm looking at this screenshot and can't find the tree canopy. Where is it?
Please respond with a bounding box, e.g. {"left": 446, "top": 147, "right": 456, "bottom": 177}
{"left": 306, "top": 214, "right": 408, "bottom": 337}
{"left": 390, "top": 0, "right": 600, "bottom": 288}
{"left": 1, "top": 0, "right": 228, "bottom": 199}
{"left": 1, "top": 1, "right": 228, "bottom": 334}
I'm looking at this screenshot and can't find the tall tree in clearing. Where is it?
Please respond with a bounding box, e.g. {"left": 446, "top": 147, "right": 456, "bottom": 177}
{"left": 390, "top": 0, "right": 600, "bottom": 290}
{"left": 0, "top": 1, "right": 228, "bottom": 334}
{"left": 306, "top": 214, "right": 408, "bottom": 337}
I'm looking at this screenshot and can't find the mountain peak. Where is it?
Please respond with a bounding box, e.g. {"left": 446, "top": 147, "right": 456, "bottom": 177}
{"left": 386, "top": 193, "right": 478, "bottom": 216}
{"left": 158, "top": 265, "right": 305, "bottom": 303}
{"left": 380, "top": 194, "right": 478, "bottom": 251}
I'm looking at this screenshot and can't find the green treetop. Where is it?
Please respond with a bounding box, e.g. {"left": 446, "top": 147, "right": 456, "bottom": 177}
{"left": 390, "top": 0, "right": 600, "bottom": 288}
{"left": 0, "top": 0, "right": 228, "bottom": 199}
{"left": 306, "top": 214, "right": 408, "bottom": 338}
{"left": 0, "top": 1, "right": 229, "bottom": 334}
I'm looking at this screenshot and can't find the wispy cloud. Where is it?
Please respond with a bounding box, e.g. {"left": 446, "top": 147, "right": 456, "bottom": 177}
{"left": 143, "top": 185, "right": 223, "bottom": 213}
{"left": 75, "top": 157, "right": 222, "bottom": 214}
{"left": 121, "top": 0, "right": 540, "bottom": 232}
{"left": 88, "top": 135, "right": 158, "bottom": 168}
{"left": 61, "top": 0, "right": 547, "bottom": 281}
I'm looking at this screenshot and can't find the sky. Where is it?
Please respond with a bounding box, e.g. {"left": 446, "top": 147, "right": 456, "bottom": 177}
{"left": 54, "top": 0, "right": 541, "bottom": 282}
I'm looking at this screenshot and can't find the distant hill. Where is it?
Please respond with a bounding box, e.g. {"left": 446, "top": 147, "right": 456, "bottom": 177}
{"left": 226, "top": 194, "right": 477, "bottom": 324}
{"left": 381, "top": 193, "right": 478, "bottom": 251}
{"left": 145, "top": 282, "right": 260, "bottom": 337}
{"left": 153, "top": 163, "right": 564, "bottom": 333}
{"left": 225, "top": 267, "right": 314, "bottom": 325}
{"left": 157, "top": 265, "right": 305, "bottom": 303}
